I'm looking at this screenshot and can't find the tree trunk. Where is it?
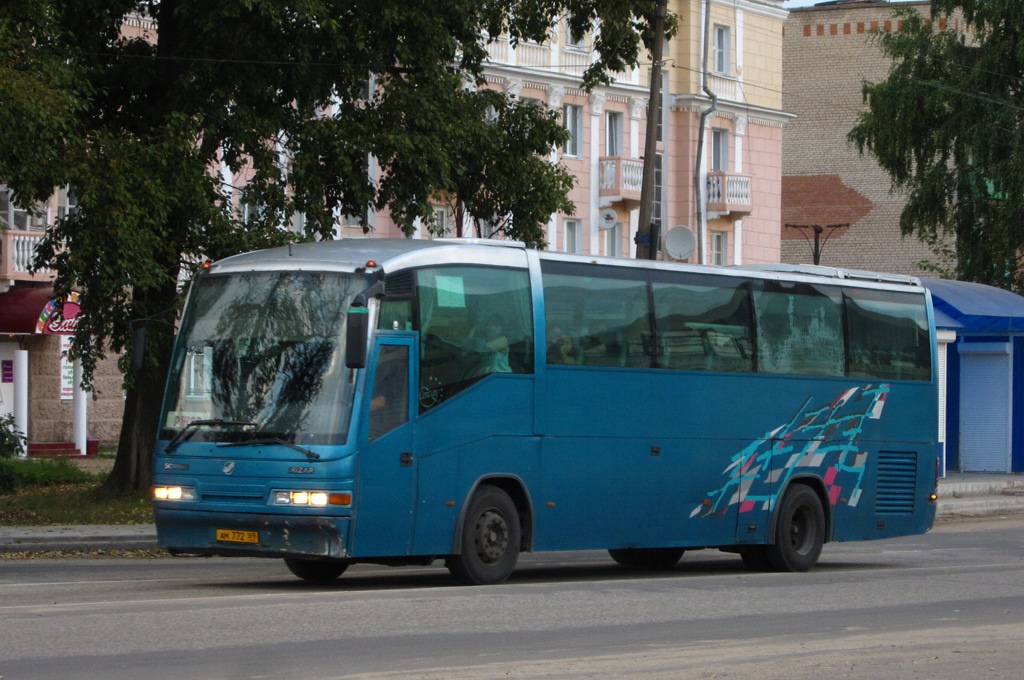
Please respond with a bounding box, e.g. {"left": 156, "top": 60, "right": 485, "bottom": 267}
{"left": 101, "top": 280, "right": 178, "bottom": 494}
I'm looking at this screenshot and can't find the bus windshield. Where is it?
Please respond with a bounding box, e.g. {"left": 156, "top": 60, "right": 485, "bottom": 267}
{"left": 159, "top": 270, "right": 363, "bottom": 447}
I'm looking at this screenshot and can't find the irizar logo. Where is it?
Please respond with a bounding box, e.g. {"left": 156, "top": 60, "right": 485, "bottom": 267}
{"left": 223, "top": 461, "right": 236, "bottom": 475}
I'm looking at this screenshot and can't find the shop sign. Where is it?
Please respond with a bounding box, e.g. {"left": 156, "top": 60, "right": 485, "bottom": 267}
{"left": 37, "top": 292, "right": 81, "bottom": 335}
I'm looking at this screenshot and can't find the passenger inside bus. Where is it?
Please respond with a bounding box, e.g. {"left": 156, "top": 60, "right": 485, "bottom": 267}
{"left": 467, "top": 314, "right": 511, "bottom": 374}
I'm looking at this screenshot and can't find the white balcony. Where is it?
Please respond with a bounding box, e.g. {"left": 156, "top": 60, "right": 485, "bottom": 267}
{"left": 599, "top": 157, "right": 644, "bottom": 208}
{"left": 1, "top": 230, "right": 55, "bottom": 290}
{"left": 708, "top": 73, "right": 739, "bottom": 101}
{"left": 706, "top": 172, "right": 752, "bottom": 218}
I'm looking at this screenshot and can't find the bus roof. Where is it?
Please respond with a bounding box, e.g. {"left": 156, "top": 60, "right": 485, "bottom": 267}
{"left": 205, "top": 237, "right": 529, "bottom": 275}
{"left": 206, "top": 238, "right": 926, "bottom": 295}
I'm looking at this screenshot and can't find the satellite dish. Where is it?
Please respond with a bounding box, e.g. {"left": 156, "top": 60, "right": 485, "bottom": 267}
{"left": 664, "top": 226, "right": 696, "bottom": 260}
{"left": 598, "top": 208, "right": 618, "bottom": 231}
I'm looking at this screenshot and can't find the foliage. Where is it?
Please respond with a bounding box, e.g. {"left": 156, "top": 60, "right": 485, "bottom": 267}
{"left": 0, "top": 462, "right": 12, "bottom": 494}
{"left": 849, "top": 1, "right": 1024, "bottom": 293}
{"left": 433, "top": 89, "right": 576, "bottom": 242}
{"left": 0, "top": 1, "right": 671, "bottom": 491}
{"left": 0, "top": 414, "right": 27, "bottom": 459}
{"left": 0, "top": 459, "right": 151, "bottom": 525}
{"left": 0, "top": 482, "right": 153, "bottom": 526}
{"left": 0, "top": 457, "right": 91, "bottom": 497}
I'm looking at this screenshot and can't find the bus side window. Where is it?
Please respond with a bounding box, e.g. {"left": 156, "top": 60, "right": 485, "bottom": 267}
{"left": 378, "top": 300, "right": 414, "bottom": 331}
{"left": 845, "top": 289, "right": 930, "bottom": 381}
{"left": 753, "top": 281, "right": 844, "bottom": 377}
{"left": 369, "top": 345, "right": 409, "bottom": 440}
{"left": 417, "top": 266, "right": 533, "bottom": 410}
{"left": 652, "top": 278, "right": 753, "bottom": 373}
{"left": 542, "top": 266, "right": 650, "bottom": 369}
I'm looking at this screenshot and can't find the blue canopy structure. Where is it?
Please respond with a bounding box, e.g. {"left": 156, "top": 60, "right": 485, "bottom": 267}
{"left": 923, "top": 278, "right": 1024, "bottom": 474}
{"left": 924, "top": 278, "right": 1024, "bottom": 332}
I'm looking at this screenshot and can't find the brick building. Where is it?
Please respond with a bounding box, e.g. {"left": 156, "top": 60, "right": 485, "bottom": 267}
{"left": 781, "top": 0, "right": 955, "bottom": 274}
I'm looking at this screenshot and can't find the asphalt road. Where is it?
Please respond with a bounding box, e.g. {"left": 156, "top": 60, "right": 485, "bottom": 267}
{"left": 1, "top": 516, "right": 1021, "bottom": 680}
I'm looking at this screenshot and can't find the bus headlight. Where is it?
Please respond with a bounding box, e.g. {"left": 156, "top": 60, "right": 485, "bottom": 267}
{"left": 272, "top": 490, "right": 351, "bottom": 507}
{"left": 153, "top": 486, "right": 195, "bottom": 501}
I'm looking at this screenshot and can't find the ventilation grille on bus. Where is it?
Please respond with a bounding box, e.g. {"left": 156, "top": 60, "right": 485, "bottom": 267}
{"left": 875, "top": 451, "right": 917, "bottom": 515}
{"left": 384, "top": 271, "right": 415, "bottom": 298}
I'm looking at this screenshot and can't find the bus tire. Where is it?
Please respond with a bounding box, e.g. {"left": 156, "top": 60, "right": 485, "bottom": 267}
{"left": 765, "top": 485, "right": 825, "bottom": 572}
{"left": 608, "top": 548, "right": 685, "bottom": 570}
{"left": 447, "top": 486, "right": 521, "bottom": 585}
{"left": 284, "top": 558, "right": 349, "bottom": 583}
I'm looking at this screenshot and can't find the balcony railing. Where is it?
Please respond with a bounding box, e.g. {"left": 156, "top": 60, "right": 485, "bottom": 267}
{"left": 0, "top": 230, "right": 55, "bottom": 286}
{"left": 599, "top": 157, "right": 644, "bottom": 207}
{"left": 706, "top": 172, "right": 752, "bottom": 217}
{"left": 707, "top": 73, "right": 739, "bottom": 101}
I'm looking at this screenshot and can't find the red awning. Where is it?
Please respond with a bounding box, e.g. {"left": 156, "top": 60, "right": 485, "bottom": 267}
{"left": 0, "top": 287, "right": 81, "bottom": 335}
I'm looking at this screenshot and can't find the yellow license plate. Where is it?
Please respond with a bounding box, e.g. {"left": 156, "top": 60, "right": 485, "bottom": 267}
{"left": 216, "top": 529, "right": 260, "bottom": 544}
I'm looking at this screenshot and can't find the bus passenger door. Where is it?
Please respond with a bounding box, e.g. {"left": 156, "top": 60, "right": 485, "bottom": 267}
{"left": 352, "top": 336, "right": 417, "bottom": 557}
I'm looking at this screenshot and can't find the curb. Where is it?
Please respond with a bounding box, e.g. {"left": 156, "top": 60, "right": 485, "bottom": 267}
{"left": 0, "top": 526, "right": 158, "bottom": 553}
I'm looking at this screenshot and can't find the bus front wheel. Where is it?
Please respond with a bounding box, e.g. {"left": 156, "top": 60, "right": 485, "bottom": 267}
{"left": 609, "top": 548, "right": 685, "bottom": 570}
{"left": 765, "top": 485, "right": 825, "bottom": 572}
{"left": 447, "top": 486, "right": 521, "bottom": 585}
{"left": 284, "top": 558, "right": 349, "bottom": 583}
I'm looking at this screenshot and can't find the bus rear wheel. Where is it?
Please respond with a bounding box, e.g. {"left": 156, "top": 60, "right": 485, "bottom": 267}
{"left": 765, "top": 485, "right": 825, "bottom": 572}
{"left": 447, "top": 486, "right": 521, "bottom": 585}
{"left": 608, "top": 548, "right": 685, "bottom": 570}
{"left": 284, "top": 558, "right": 349, "bottom": 583}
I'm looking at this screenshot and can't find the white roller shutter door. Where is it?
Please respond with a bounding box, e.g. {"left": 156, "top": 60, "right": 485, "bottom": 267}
{"left": 959, "top": 343, "right": 1012, "bottom": 472}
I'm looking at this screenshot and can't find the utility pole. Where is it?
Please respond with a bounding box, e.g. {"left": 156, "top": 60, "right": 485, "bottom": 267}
{"left": 635, "top": 0, "right": 669, "bottom": 261}
{"left": 784, "top": 223, "right": 849, "bottom": 265}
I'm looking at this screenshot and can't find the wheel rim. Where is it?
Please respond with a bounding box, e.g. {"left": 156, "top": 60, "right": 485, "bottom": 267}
{"left": 474, "top": 508, "right": 509, "bottom": 564}
{"left": 789, "top": 505, "right": 815, "bottom": 555}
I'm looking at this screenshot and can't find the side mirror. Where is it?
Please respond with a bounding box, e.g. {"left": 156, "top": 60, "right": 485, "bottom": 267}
{"left": 345, "top": 297, "right": 369, "bottom": 369}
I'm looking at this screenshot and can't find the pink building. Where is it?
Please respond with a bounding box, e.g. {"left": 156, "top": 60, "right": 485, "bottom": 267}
{"left": 362, "top": 1, "right": 790, "bottom": 265}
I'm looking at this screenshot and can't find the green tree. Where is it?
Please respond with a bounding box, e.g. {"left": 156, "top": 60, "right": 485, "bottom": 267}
{"left": 433, "top": 88, "right": 575, "bottom": 243}
{"left": 0, "top": 0, "right": 670, "bottom": 492}
{"left": 849, "top": 1, "right": 1024, "bottom": 293}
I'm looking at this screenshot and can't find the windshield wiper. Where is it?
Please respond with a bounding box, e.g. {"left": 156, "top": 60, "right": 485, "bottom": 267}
{"left": 164, "top": 419, "right": 257, "bottom": 453}
{"left": 217, "top": 437, "right": 320, "bottom": 460}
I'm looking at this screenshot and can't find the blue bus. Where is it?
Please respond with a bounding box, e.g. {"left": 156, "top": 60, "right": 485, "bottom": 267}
{"left": 152, "top": 239, "right": 938, "bottom": 584}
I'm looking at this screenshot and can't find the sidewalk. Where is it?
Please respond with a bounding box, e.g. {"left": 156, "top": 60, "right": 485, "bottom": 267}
{"left": 1, "top": 474, "right": 1022, "bottom": 553}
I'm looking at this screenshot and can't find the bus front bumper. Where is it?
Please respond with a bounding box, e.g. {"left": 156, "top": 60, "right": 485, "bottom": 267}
{"left": 154, "top": 509, "right": 350, "bottom": 559}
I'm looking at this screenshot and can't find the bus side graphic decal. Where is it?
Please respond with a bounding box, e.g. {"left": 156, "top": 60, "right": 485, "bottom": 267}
{"left": 691, "top": 384, "right": 891, "bottom": 519}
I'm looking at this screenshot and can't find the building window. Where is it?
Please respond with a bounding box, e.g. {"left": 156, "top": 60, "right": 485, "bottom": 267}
{"left": 56, "top": 186, "right": 78, "bottom": 221}
{"left": 713, "top": 25, "right": 731, "bottom": 75}
{"left": 1, "top": 188, "right": 46, "bottom": 231}
{"left": 0, "top": 187, "right": 11, "bottom": 229}
{"left": 711, "top": 128, "right": 729, "bottom": 172}
{"left": 606, "top": 111, "right": 623, "bottom": 157}
{"left": 564, "top": 218, "right": 581, "bottom": 254}
{"left": 711, "top": 231, "right": 728, "bottom": 265}
{"left": 433, "top": 206, "right": 451, "bottom": 235}
{"left": 563, "top": 104, "right": 582, "bottom": 157}
{"left": 565, "top": 22, "right": 587, "bottom": 51}
{"left": 290, "top": 212, "right": 307, "bottom": 235}
{"left": 604, "top": 223, "right": 622, "bottom": 257}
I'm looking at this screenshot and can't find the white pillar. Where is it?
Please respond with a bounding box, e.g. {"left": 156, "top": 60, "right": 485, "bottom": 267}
{"left": 73, "top": 359, "right": 87, "bottom": 455}
{"left": 13, "top": 349, "right": 28, "bottom": 458}
{"left": 733, "top": 219, "right": 743, "bottom": 265}
{"left": 589, "top": 94, "right": 606, "bottom": 256}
